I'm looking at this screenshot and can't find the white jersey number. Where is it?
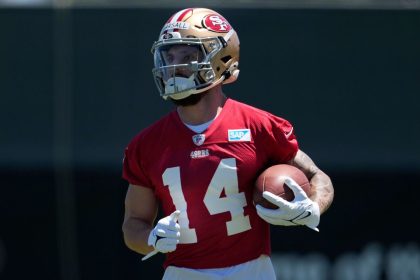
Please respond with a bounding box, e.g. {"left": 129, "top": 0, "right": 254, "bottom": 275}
{"left": 162, "top": 158, "right": 251, "bottom": 244}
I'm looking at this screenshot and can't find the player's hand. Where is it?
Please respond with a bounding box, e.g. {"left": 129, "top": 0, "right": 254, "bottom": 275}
{"left": 255, "top": 177, "right": 320, "bottom": 232}
{"left": 147, "top": 210, "right": 181, "bottom": 253}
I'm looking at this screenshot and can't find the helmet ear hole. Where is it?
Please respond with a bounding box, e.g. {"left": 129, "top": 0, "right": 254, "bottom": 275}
{"left": 221, "top": 55, "right": 232, "bottom": 64}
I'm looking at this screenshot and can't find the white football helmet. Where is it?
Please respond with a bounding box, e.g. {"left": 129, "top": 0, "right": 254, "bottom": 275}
{"left": 151, "top": 8, "right": 240, "bottom": 100}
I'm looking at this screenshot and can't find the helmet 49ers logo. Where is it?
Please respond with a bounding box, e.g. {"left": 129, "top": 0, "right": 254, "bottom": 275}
{"left": 202, "top": 14, "right": 232, "bottom": 33}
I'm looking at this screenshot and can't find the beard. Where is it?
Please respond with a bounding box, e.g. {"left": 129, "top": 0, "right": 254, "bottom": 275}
{"left": 169, "top": 92, "right": 206, "bottom": 107}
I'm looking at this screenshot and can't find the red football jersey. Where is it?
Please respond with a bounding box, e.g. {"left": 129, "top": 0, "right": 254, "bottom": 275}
{"left": 123, "top": 98, "right": 298, "bottom": 269}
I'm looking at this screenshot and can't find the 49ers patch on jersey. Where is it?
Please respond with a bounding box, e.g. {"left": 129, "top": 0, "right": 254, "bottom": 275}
{"left": 190, "top": 149, "right": 209, "bottom": 159}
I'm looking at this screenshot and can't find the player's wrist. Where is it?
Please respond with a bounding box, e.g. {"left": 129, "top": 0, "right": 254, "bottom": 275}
{"left": 297, "top": 200, "right": 320, "bottom": 231}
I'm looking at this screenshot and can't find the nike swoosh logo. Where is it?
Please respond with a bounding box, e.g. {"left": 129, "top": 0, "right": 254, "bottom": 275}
{"left": 289, "top": 211, "right": 311, "bottom": 222}
{"left": 285, "top": 127, "right": 294, "bottom": 139}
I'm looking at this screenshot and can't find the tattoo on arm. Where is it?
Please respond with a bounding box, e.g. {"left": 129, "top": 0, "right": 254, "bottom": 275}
{"left": 289, "top": 150, "right": 319, "bottom": 179}
{"left": 288, "top": 150, "right": 334, "bottom": 213}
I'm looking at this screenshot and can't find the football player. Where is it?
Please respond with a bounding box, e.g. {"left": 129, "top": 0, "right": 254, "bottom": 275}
{"left": 122, "top": 8, "right": 334, "bottom": 280}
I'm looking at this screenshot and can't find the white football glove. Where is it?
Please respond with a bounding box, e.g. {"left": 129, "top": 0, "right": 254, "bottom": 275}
{"left": 255, "top": 177, "right": 320, "bottom": 232}
{"left": 147, "top": 210, "right": 181, "bottom": 254}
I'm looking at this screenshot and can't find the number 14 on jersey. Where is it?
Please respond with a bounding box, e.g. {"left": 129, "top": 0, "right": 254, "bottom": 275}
{"left": 162, "top": 158, "right": 252, "bottom": 244}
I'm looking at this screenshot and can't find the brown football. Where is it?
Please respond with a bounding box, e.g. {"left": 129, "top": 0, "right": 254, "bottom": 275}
{"left": 253, "top": 164, "right": 312, "bottom": 209}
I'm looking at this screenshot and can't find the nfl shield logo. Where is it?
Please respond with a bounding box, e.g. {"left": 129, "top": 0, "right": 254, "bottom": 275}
{"left": 192, "top": 134, "right": 206, "bottom": 146}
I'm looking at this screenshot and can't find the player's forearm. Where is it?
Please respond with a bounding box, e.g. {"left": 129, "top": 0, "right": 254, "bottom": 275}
{"left": 122, "top": 217, "right": 155, "bottom": 255}
{"left": 309, "top": 170, "right": 334, "bottom": 214}
{"left": 288, "top": 150, "right": 334, "bottom": 213}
